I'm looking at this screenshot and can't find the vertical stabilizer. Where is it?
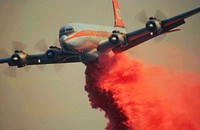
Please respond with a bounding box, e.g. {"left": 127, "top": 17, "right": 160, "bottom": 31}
{"left": 112, "top": 0, "right": 125, "bottom": 28}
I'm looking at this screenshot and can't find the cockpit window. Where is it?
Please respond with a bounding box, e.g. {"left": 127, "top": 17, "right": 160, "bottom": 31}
{"left": 60, "top": 28, "right": 65, "bottom": 34}
{"left": 65, "top": 28, "right": 73, "bottom": 32}
{"left": 59, "top": 26, "right": 75, "bottom": 38}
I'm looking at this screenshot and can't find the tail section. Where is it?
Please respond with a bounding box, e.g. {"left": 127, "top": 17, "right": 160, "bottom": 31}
{"left": 112, "top": 0, "right": 125, "bottom": 28}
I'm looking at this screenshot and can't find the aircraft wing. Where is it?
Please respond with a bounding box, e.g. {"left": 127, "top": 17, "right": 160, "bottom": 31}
{"left": 112, "top": 7, "right": 200, "bottom": 53}
{"left": 0, "top": 47, "right": 82, "bottom": 68}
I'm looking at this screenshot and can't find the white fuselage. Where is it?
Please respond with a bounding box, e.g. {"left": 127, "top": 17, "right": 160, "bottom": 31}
{"left": 59, "top": 23, "right": 126, "bottom": 53}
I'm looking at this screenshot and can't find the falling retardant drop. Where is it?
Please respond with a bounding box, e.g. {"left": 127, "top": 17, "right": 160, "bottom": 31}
{"left": 84, "top": 52, "right": 200, "bottom": 130}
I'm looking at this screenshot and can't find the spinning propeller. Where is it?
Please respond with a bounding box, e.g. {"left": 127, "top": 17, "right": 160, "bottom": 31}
{"left": 0, "top": 39, "right": 64, "bottom": 77}
{"left": 34, "top": 39, "right": 64, "bottom": 72}
{"left": 135, "top": 10, "right": 167, "bottom": 24}
{"left": 135, "top": 9, "right": 167, "bottom": 42}
{"left": 0, "top": 41, "right": 30, "bottom": 77}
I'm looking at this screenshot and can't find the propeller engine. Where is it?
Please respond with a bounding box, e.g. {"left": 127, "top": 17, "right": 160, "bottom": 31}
{"left": 9, "top": 50, "right": 28, "bottom": 67}
{"left": 34, "top": 39, "right": 65, "bottom": 71}
{"left": 135, "top": 9, "right": 167, "bottom": 39}
{"left": 46, "top": 46, "right": 63, "bottom": 60}
{"left": 145, "top": 17, "right": 163, "bottom": 35}
{"left": 97, "top": 32, "right": 125, "bottom": 52}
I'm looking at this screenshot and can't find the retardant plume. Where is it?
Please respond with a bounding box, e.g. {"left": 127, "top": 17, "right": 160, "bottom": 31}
{"left": 84, "top": 52, "right": 200, "bottom": 130}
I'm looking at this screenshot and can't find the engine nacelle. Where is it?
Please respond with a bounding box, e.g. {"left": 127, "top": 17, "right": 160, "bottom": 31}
{"left": 46, "top": 47, "right": 63, "bottom": 60}
{"left": 97, "top": 33, "right": 125, "bottom": 52}
{"left": 10, "top": 51, "right": 28, "bottom": 67}
{"left": 146, "top": 17, "right": 162, "bottom": 35}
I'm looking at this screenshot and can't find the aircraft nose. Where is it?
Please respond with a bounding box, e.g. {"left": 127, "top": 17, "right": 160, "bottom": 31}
{"left": 60, "top": 35, "right": 68, "bottom": 43}
{"left": 59, "top": 35, "right": 73, "bottom": 50}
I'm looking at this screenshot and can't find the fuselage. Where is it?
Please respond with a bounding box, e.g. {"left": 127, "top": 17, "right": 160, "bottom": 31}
{"left": 59, "top": 23, "right": 126, "bottom": 53}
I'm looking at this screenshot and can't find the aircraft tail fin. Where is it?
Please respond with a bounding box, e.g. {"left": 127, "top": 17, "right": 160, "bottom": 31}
{"left": 112, "top": 0, "right": 125, "bottom": 28}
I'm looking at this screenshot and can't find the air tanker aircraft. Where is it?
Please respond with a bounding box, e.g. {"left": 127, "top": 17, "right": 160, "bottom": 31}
{"left": 0, "top": 0, "right": 200, "bottom": 69}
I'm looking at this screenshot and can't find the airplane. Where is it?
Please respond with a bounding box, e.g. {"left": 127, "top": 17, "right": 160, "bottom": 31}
{"left": 0, "top": 0, "right": 200, "bottom": 70}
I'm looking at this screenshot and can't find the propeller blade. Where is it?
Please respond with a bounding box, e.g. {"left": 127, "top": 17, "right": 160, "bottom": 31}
{"left": 0, "top": 48, "right": 10, "bottom": 57}
{"left": 135, "top": 10, "right": 148, "bottom": 24}
{"left": 155, "top": 10, "right": 167, "bottom": 20}
{"left": 24, "top": 66, "right": 31, "bottom": 72}
{"left": 12, "top": 41, "right": 26, "bottom": 52}
{"left": 3, "top": 67, "right": 17, "bottom": 77}
{"left": 34, "top": 39, "right": 48, "bottom": 52}
{"left": 54, "top": 64, "right": 65, "bottom": 72}
{"left": 154, "top": 10, "right": 167, "bottom": 42}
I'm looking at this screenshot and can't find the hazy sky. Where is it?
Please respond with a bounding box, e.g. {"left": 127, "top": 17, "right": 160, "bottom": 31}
{"left": 0, "top": 0, "right": 200, "bottom": 130}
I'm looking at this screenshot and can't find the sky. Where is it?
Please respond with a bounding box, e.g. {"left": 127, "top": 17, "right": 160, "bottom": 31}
{"left": 0, "top": 0, "right": 200, "bottom": 130}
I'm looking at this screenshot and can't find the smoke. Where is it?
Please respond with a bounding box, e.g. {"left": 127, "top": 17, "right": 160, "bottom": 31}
{"left": 84, "top": 52, "right": 200, "bottom": 130}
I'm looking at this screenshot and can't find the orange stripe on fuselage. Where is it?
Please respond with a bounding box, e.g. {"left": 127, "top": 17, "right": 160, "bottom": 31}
{"left": 65, "top": 30, "right": 112, "bottom": 41}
